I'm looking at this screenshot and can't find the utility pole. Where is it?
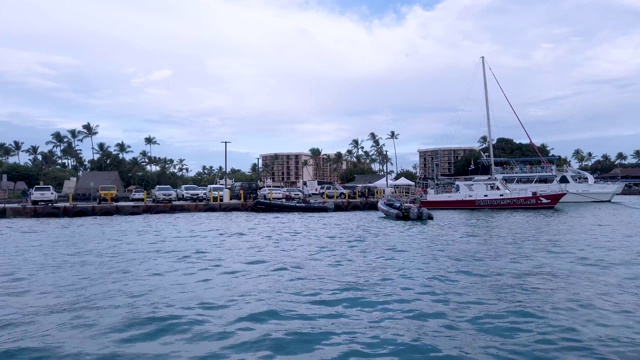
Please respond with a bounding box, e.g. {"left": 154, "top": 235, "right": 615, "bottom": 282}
{"left": 221, "top": 141, "right": 231, "bottom": 187}
{"left": 256, "top": 157, "right": 261, "bottom": 184}
{"left": 385, "top": 150, "right": 389, "bottom": 188}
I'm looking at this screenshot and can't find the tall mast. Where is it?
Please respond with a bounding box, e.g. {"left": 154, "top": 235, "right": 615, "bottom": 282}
{"left": 481, "top": 56, "right": 495, "bottom": 177}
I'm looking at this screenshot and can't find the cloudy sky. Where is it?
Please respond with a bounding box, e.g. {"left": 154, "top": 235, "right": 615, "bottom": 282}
{"left": 1, "top": 0, "right": 639, "bottom": 172}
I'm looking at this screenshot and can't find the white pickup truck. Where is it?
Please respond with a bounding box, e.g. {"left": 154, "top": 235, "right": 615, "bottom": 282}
{"left": 30, "top": 185, "right": 58, "bottom": 205}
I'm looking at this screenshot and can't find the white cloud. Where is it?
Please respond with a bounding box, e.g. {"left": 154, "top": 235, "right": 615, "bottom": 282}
{"left": 131, "top": 69, "right": 173, "bottom": 86}
{"left": 147, "top": 69, "right": 173, "bottom": 81}
{"left": 0, "top": 0, "right": 639, "bottom": 170}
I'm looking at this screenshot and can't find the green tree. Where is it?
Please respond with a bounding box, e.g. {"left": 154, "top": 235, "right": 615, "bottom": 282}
{"left": 394, "top": 169, "right": 418, "bottom": 183}
{"left": 614, "top": 151, "right": 628, "bottom": 164}
{"left": 308, "top": 147, "right": 323, "bottom": 180}
{"left": 386, "top": 130, "right": 400, "bottom": 175}
{"left": 115, "top": 141, "right": 133, "bottom": 159}
{"left": 9, "top": 140, "right": 24, "bottom": 164}
{"left": 572, "top": 148, "right": 585, "bottom": 167}
{"left": 23, "top": 145, "right": 42, "bottom": 164}
{"left": 46, "top": 130, "right": 69, "bottom": 157}
{"left": 477, "top": 135, "right": 489, "bottom": 148}
{"left": 79, "top": 122, "right": 100, "bottom": 161}
{"left": 631, "top": 149, "right": 640, "bottom": 163}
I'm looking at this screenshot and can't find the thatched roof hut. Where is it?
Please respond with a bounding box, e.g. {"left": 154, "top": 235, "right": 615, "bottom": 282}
{"left": 74, "top": 171, "right": 124, "bottom": 195}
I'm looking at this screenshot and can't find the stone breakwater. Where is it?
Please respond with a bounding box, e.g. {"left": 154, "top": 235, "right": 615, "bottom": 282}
{"left": 0, "top": 200, "right": 380, "bottom": 219}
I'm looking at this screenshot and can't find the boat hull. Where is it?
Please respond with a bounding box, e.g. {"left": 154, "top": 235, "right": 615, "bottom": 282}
{"left": 378, "top": 200, "right": 434, "bottom": 220}
{"left": 420, "top": 192, "right": 566, "bottom": 209}
{"left": 251, "top": 199, "right": 333, "bottom": 213}
{"left": 506, "top": 183, "right": 622, "bottom": 203}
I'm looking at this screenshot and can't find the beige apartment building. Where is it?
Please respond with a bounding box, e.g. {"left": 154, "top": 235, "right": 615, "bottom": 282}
{"left": 259, "top": 152, "right": 345, "bottom": 186}
{"left": 259, "top": 152, "right": 311, "bottom": 187}
{"left": 418, "top": 146, "right": 478, "bottom": 179}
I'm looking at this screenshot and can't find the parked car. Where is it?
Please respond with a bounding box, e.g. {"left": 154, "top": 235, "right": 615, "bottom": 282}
{"left": 177, "top": 185, "right": 205, "bottom": 202}
{"left": 318, "top": 185, "right": 347, "bottom": 199}
{"left": 283, "top": 188, "right": 304, "bottom": 200}
{"left": 258, "top": 187, "right": 285, "bottom": 200}
{"left": 206, "top": 185, "right": 225, "bottom": 202}
{"left": 342, "top": 185, "right": 360, "bottom": 197}
{"left": 97, "top": 185, "right": 119, "bottom": 204}
{"left": 230, "top": 182, "right": 259, "bottom": 200}
{"left": 151, "top": 185, "right": 177, "bottom": 203}
{"left": 30, "top": 185, "right": 58, "bottom": 205}
{"left": 129, "top": 189, "right": 145, "bottom": 202}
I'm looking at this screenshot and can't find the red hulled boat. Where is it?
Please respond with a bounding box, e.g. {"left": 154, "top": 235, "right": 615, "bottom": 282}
{"left": 420, "top": 178, "right": 566, "bottom": 210}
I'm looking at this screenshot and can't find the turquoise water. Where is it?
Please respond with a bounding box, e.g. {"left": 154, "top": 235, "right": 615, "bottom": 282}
{"left": 1, "top": 198, "right": 639, "bottom": 359}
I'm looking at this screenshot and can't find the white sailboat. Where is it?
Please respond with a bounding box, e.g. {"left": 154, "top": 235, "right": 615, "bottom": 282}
{"left": 420, "top": 57, "right": 567, "bottom": 209}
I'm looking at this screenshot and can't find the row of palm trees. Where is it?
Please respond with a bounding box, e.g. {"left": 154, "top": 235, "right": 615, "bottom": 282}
{"left": 297, "top": 131, "right": 401, "bottom": 183}
{"left": 0, "top": 120, "right": 216, "bottom": 189}
{"left": 572, "top": 148, "right": 640, "bottom": 167}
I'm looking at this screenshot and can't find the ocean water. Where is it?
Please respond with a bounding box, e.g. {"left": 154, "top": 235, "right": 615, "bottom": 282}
{"left": 1, "top": 197, "right": 639, "bottom": 359}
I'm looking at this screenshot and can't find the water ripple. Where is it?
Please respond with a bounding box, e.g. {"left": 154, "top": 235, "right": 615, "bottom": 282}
{"left": 1, "top": 200, "right": 639, "bottom": 358}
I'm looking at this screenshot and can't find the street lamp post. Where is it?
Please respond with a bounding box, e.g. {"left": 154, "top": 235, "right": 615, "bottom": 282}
{"left": 256, "top": 157, "right": 260, "bottom": 184}
{"left": 221, "top": 141, "right": 231, "bottom": 187}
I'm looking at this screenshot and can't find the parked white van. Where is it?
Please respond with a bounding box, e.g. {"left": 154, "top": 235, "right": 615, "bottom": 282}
{"left": 206, "top": 185, "right": 229, "bottom": 202}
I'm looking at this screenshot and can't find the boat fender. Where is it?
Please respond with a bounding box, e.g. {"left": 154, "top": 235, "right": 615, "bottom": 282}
{"left": 333, "top": 203, "right": 346, "bottom": 212}
{"left": 38, "top": 208, "right": 62, "bottom": 218}
{"left": 409, "top": 207, "right": 419, "bottom": 220}
{"left": 97, "top": 208, "right": 116, "bottom": 216}
{"left": 69, "top": 208, "right": 91, "bottom": 218}
{"left": 224, "top": 206, "right": 243, "bottom": 212}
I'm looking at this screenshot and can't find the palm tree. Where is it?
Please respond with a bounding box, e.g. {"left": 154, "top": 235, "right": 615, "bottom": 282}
{"left": 60, "top": 143, "right": 76, "bottom": 168}
{"left": 176, "top": 158, "right": 188, "bottom": 176}
{"left": 0, "top": 142, "right": 7, "bottom": 162}
{"left": 94, "top": 142, "right": 111, "bottom": 157}
{"left": 584, "top": 151, "right": 596, "bottom": 166}
{"left": 46, "top": 131, "right": 69, "bottom": 155}
{"left": 302, "top": 159, "right": 313, "bottom": 179}
{"left": 9, "top": 140, "right": 24, "bottom": 164}
{"left": 368, "top": 134, "right": 385, "bottom": 173}
{"left": 349, "top": 138, "right": 364, "bottom": 157}
{"left": 631, "top": 149, "right": 640, "bottom": 163}
{"left": 572, "top": 148, "right": 585, "bottom": 167}
{"left": 79, "top": 122, "right": 100, "bottom": 161}
{"left": 144, "top": 135, "right": 159, "bottom": 170}
{"left": 477, "top": 135, "right": 488, "bottom": 148}
{"left": 66, "top": 128, "right": 84, "bottom": 149}
{"left": 138, "top": 149, "right": 150, "bottom": 171}
{"left": 115, "top": 141, "right": 133, "bottom": 159}
{"left": 332, "top": 151, "right": 345, "bottom": 181}
{"left": 144, "top": 135, "right": 159, "bottom": 156}
{"left": 24, "top": 145, "right": 41, "bottom": 163}
{"left": 308, "top": 147, "right": 323, "bottom": 180}
{"left": 380, "top": 151, "right": 393, "bottom": 176}
{"left": 614, "top": 152, "right": 628, "bottom": 164}
{"left": 386, "top": 130, "right": 400, "bottom": 174}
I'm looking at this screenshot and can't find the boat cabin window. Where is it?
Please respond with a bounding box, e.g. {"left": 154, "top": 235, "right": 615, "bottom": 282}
{"left": 558, "top": 175, "right": 570, "bottom": 184}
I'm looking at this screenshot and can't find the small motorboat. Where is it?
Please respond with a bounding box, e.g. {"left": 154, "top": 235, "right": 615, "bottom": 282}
{"left": 251, "top": 199, "right": 334, "bottom": 213}
{"left": 378, "top": 199, "right": 433, "bottom": 221}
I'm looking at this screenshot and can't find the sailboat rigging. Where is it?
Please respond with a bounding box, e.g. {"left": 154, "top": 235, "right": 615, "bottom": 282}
{"left": 418, "top": 56, "right": 567, "bottom": 209}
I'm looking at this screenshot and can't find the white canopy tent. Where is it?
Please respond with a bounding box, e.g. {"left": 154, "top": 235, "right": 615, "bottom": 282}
{"left": 372, "top": 176, "right": 395, "bottom": 188}
{"left": 392, "top": 177, "right": 415, "bottom": 186}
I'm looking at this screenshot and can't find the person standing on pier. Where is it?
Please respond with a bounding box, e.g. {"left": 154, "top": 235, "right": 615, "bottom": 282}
{"left": 21, "top": 188, "right": 29, "bottom": 204}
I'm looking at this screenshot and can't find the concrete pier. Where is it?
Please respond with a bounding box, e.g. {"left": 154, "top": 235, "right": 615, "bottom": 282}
{"left": 0, "top": 199, "right": 380, "bottom": 219}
